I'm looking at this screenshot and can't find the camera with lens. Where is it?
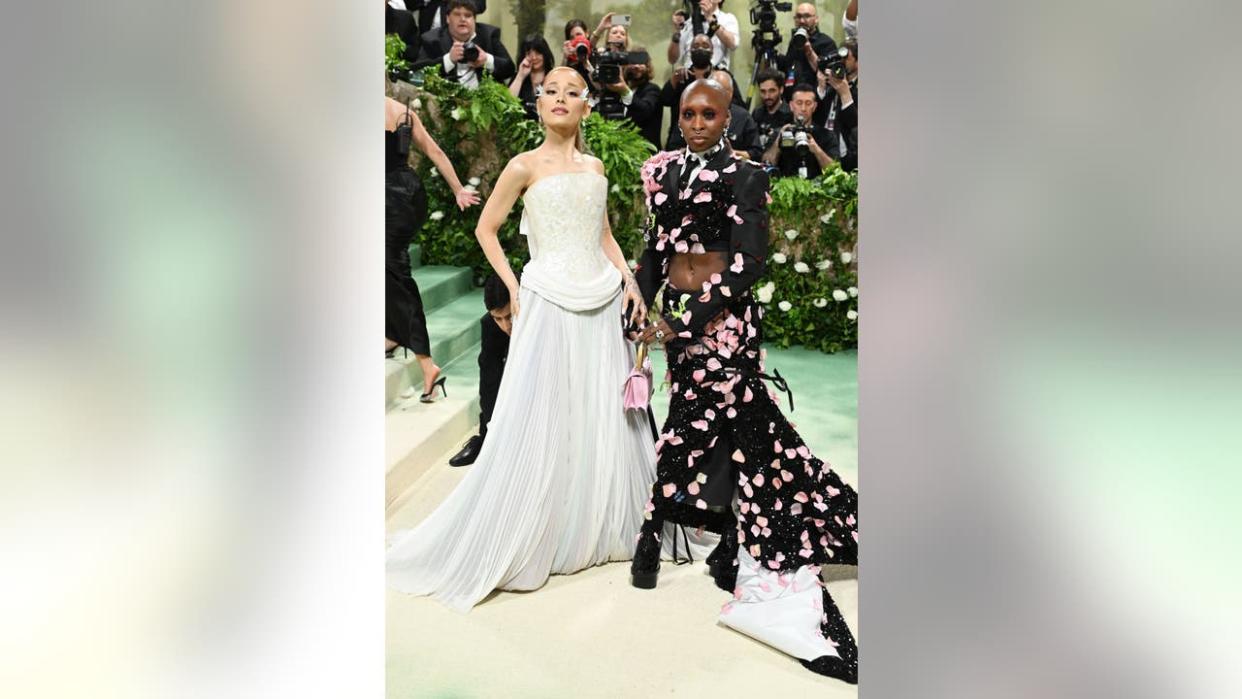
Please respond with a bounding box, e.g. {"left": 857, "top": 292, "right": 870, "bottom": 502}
{"left": 592, "top": 47, "right": 651, "bottom": 120}
{"left": 749, "top": 0, "right": 791, "bottom": 54}
{"left": 818, "top": 46, "right": 849, "bottom": 79}
{"left": 790, "top": 26, "right": 810, "bottom": 52}
{"left": 462, "top": 40, "right": 480, "bottom": 63}
{"left": 780, "top": 116, "right": 811, "bottom": 153}
{"left": 566, "top": 34, "right": 592, "bottom": 65}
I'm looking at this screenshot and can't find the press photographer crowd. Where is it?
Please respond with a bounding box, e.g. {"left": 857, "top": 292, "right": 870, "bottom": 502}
{"left": 386, "top": 0, "right": 858, "bottom": 176}
{"left": 383, "top": 0, "right": 859, "bottom": 456}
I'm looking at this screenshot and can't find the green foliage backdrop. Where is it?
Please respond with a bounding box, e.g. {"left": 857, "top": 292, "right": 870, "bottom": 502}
{"left": 386, "top": 68, "right": 857, "bottom": 353}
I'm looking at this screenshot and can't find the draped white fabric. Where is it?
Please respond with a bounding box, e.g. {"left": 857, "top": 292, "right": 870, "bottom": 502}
{"left": 717, "top": 550, "right": 838, "bottom": 661}
{"left": 386, "top": 287, "right": 659, "bottom": 611}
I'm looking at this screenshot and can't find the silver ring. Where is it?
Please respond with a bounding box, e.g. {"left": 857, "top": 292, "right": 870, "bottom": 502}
{"left": 655, "top": 329, "right": 665, "bottom": 341}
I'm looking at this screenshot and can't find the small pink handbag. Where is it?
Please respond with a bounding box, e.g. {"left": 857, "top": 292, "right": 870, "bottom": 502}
{"left": 624, "top": 341, "right": 653, "bottom": 411}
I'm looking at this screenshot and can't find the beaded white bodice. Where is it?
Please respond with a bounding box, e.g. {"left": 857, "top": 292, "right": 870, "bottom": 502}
{"left": 519, "top": 171, "right": 621, "bottom": 311}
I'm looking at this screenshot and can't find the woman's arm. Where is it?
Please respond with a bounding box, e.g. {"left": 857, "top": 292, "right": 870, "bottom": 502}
{"left": 593, "top": 159, "right": 646, "bottom": 326}
{"left": 474, "top": 156, "right": 530, "bottom": 312}
{"left": 408, "top": 109, "right": 479, "bottom": 209}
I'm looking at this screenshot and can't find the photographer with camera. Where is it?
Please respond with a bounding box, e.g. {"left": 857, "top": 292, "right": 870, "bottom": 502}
{"left": 509, "top": 35, "right": 555, "bottom": 121}
{"left": 751, "top": 68, "right": 794, "bottom": 156}
{"left": 779, "top": 3, "right": 838, "bottom": 100}
{"left": 815, "top": 37, "right": 857, "bottom": 171}
{"left": 668, "top": 0, "right": 739, "bottom": 69}
{"left": 594, "top": 46, "right": 662, "bottom": 149}
{"left": 414, "top": 0, "right": 513, "bottom": 89}
{"left": 660, "top": 33, "right": 716, "bottom": 149}
{"left": 762, "top": 83, "right": 833, "bottom": 178}
{"left": 592, "top": 38, "right": 653, "bottom": 123}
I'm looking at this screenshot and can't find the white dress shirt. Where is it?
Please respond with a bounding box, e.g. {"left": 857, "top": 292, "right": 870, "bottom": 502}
{"left": 441, "top": 32, "right": 496, "bottom": 89}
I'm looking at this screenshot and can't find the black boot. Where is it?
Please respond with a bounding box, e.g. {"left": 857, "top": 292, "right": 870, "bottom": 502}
{"left": 800, "top": 588, "right": 859, "bottom": 684}
{"left": 629, "top": 529, "right": 661, "bottom": 589}
{"left": 706, "top": 527, "right": 739, "bottom": 592}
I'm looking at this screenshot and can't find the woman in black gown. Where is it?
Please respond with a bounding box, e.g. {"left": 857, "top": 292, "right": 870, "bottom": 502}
{"left": 385, "top": 96, "right": 479, "bottom": 401}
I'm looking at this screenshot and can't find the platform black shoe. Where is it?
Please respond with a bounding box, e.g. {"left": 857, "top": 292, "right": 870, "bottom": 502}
{"left": 706, "top": 526, "right": 739, "bottom": 592}
{"left": 629, "top": 530, "right": 661, "bottom": 589}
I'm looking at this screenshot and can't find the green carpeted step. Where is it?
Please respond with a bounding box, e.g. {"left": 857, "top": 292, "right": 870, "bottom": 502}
{"left": 411, "top": 265, "right": 472, "bottom": 314}
{"left": 385, "top": 289, "right": 486, "bottom": 408}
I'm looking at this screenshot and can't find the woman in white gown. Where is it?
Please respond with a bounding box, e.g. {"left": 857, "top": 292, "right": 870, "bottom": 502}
{"left": 387, "top": 67, "right": 698, "bottom": 612}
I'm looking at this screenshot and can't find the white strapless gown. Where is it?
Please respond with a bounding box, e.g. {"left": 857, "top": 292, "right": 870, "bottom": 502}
{"left": 386, "top": 172, "right": 713, "bottom": 612}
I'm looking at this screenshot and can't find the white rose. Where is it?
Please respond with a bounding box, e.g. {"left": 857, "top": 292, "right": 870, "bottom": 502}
{"left": 784, "top": 229, "right": 798, "bottom": 241}
{"left": 772, "top": 252, "right": 787, "bottom": 264}
{"left": 468, "top": 176, "right": 481, "bottom": 186}
{"left": 815, "top": 259, "right": 832, "bottom": 270}
{"left": 847, "top": 309, "right": 858, "bottom": 321}
{"left": 819, "top": 212, "right": 832, "bottom": 224}
{"left": 428, "top": 167, "right": 440, "bottom": 178}
{"left": 813, "top": 298, "right": 828, "bottom": 308}
{"left": 841, "top": 251, "right": 853, "bottom": 264}
{"left": 848, "top": 286, "right": 858, "bottom": 297}
{"left": 794, "top": 262, "right": 810, "bottom": 273}
{"left": 411, "top": 98, "right": 422, "bottom": 110}
{"left": 450, "top": 107, "right": 465, "bottom": 121}
{"left": 778, "top": 300, "right": 793, "bottom": 312}
{"left": 756, "top": 281, "right": 775, "bottom": 304}
{"left": 832, "top": 289, "right": 848, "bottom": 302}
{"left": 429, "top": 211, "right": 444, "bottom": 221}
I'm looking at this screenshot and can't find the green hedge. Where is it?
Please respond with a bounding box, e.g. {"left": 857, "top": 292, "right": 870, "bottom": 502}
{"left": 389, "top": 69, "right": 857, "bottom": 353}
{"left": 760, "top": 168, "right": 858, "bottom": 353}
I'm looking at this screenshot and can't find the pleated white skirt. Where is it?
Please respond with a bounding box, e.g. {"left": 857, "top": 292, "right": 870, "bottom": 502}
{"left": 386, "top": 286, "right": 663, "bottom": 612}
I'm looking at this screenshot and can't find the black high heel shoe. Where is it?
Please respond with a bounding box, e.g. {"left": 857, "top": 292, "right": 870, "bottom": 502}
{"left": 419, "top": 376, "right": 447, "bottom": 403}
{"left": 386, "top": 344, "right": 408, "bottom": 359}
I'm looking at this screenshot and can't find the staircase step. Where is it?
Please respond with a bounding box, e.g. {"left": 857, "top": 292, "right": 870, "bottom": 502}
{"left": 411, "top": 265, "right": 472, "bottom": 314}
{"left": 385, "top": 343, "right": 483, "bottom": 511}
{"left": 386, "top": 289, "right": 485, "bottom": 409}
{"left": 407, "top": 242, "right": 422, "bottom": 269}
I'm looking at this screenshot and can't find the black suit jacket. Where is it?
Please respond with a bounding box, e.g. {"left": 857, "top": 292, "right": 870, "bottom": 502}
{"left": 414, "top": 0, "right": 488, "bottom": 36}
{"left": 636, "top": 149, "right": 770, "bottom": 336}
{"left": 414, "top": 23, "right": 514, "bottom": 84}
{"left": 626, "top": 82, "right": 664, "bottom": 151}
{"left": 813, "top": 79, "right": 858, "bottom": 172}
{"left": 386, "top": 6, "right": 420, "bottom": 65}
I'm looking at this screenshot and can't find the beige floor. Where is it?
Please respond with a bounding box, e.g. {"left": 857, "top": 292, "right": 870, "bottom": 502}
{"left": 386, "top": 445, "right": 858, "bottom": 699}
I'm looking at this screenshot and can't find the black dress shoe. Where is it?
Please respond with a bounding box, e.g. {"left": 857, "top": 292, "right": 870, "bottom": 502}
{"left": 629, "top": 530, "right": 661, "bottom": 589}
{"left": 448, "top": 435, "right": 483, "bottom": 467}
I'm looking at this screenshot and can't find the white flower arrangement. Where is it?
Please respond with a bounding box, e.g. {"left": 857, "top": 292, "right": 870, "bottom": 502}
{"left": 784, "top": 229, "right": 798, "bottom": 241}
{"left": 772, "top": 252, "right": 787, "bottom": 264}
{"left": 847, "top": 309, "right": 858, "bottom": 321}
{"left": 848, "top": 286, "right": 858, "bottom": 297}
{"left": 794, "top": 262, "right": 810, "bottom": 273}
{"left": 756, "top": 281, "right": 776, "bottom": 303}
{"left": 815, "top": 259, "right": 832, "bottom": 270}
{"left": 468, "top": 176, "right": 481, "bottom": 186}
{"left": 813, "top": 298, "right": 828, "bottom": 308}
{"left": 832, "top": 289, "right": 848, "bottom": 302}
{"left": 841, "top": 251, "right": 853, "bottom": 264}
{"left": 778, "top": 300, "right": 793, "bottom": 312}
{"left": 429, "top": 211, "right": 444, "bottom": 221}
